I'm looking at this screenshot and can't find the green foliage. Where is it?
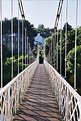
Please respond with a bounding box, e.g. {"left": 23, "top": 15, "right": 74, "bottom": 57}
{"left": 2, "top": 17, "right": 37, "bottom": 49}
{"left": 3, "top": 55, "right": 31, "bottom": 86}
{"left": 45, "top": 22, "right": 81, "bottom": 94}
{"left": 45, "top": 36, "right": 52, "bottom": 56}
{"left": 0, "top": 17, "right": 37, "bottom": 86}
{"left": 37, "top": 24, "right": 44, "bottom": 32}
{"left": 63, "top": 22, "right": 73, "bottom": 34}
{"left": 32, "top": 44, "right": 38, "bottom": 58}
{"left": 32, "top": 49, "right": 37, "bottom": 58}
{"left": 66, "top": 45, "right": 81, "bottom": 86}
{"left": 5, "top": 57, "right": 15, "bottom": 65}
{"left": 57, "top": 24, "right": 81, "bottom": 94}
{"left": 1, "top": 45, "right": 11, "bottom": 62}
{"left": 36, "top": 24, "right": 52, "bottom": 38}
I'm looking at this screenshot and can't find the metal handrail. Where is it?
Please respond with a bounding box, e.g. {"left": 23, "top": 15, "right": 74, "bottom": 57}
{"left": 0, "top": 59, "right": 39, "bottom": 121}
{"left": 44, "top": 60, "right": 81, "bottom": 121}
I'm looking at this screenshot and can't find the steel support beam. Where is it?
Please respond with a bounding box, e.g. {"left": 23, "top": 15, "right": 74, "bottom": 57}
{"left": 54, "top": 0, "right": 64, "bottom": 30}
{"left": 18, "top": 0, "right": 25, "bottom": 19}
{"left": 51, "top": 0, "right": 64, "bottom": 68}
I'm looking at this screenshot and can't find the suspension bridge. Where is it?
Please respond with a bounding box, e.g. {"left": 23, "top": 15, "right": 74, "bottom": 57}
{"left": 0, "top": 0, "right": 81, "bottom": 121}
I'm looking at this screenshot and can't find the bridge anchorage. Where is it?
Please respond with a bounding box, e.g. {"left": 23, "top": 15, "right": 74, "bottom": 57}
{"left": 0, "top": 0, "right": 81, "bottom": 121}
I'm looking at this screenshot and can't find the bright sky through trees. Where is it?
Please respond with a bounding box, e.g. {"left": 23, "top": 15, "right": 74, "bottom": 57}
{"left": 2, "top": 0, "right": 81, "bottom": 28}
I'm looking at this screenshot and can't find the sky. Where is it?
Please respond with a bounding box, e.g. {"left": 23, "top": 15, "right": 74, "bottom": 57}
{"left": 2, "top": 0, "right": 81, "bottom": 29}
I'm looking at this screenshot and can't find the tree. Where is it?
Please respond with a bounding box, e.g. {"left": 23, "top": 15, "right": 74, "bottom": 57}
{"left": 45, "top": 36, "right": 52, "bottom": 56}
{"left": 36, "top": 24, "right": 52, "bottom": 38}
{"left": 2, "top": 45, "right": 11, "bottom": 62}
{"left": 38, "top": 24, "right": 44, "bottom": 30}
{"left": 2, "top": 17, "right": 37, "bottom": 49}
{"left": 56, "top": 24, "right": 74, "bottom": 75}
{"left": 63, "top": 22, "right": 72, "bottom": 34}
{"left": 66, "top": 45, "right": 81, "bottom": 90}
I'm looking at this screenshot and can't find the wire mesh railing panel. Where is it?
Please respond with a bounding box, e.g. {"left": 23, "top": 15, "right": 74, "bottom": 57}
{"left": 0, "top": 60, "right": 38, "bottom": 121}
{"left": 44, "top": 60, "right": 81, "bottom": 121}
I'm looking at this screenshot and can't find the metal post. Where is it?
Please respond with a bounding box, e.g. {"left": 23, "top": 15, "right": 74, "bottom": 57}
{"left": 54, "top": 37, "right": 56, "bottom": 68}
{"left": 51, "top": 42, "right": 52, "bottom": 65}
{"left": 74, "top": 0, "right": 78, "bottom": 90}
{"left": 27, "top": 37, "right": 28, "bottom": 65}
{"left": 22, "top": 18, "right": 24, "bottom": 70}
{"left": 56, "top": 30, "right": 58, "bottom": 71}
{"left": 11, "top": 0, "right": 13, "bottom": 78}
{"left": 28, "top": 38, "right": 29, "bottom": 65}
{"left": 65, "top": 0, "right": 68, "bottom": 78}
{"left": 60, "top": 12, "right": 62, "bottom": 75}
{"left": 0, "top": 0, "right": 3, "bottom": 88}
{"left": 18, "top": 3, "right": 20, "bottom": 74}
{"left": 44, "top": 39, "right": 46, "bottom": 60}
{"left": 25, "top": 29, "right": 27, "bottom": 68}
{"left": 52, "top": 37, "right": 54, "bottom": 68}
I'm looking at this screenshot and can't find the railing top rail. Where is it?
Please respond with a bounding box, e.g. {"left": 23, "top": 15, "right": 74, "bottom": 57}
{"left": 44, "top": 60, "right": 81, "bottom": 101}
{"left": 0, "top": 60, "right": 37, "bottom": 95}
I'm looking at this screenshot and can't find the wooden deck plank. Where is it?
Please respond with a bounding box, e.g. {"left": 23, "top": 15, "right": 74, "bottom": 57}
{"left": 13, "top": 64, "right": 62, "bottom": 121}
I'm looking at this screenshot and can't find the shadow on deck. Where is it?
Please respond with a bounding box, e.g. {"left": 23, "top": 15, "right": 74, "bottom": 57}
{"left": 13, "top": 64, "right": 62, "bottom": 121}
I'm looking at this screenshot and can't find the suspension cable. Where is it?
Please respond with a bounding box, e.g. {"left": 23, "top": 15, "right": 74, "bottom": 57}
{"left": 65, "top": 0, "right": 68, "bottom": 78}
{"left": 60, "top": 12, "right": 62, "bottom": 75}
{"left": 26, "top": 36, "right": 27, "bottom": 64}
{"left": 27, "top": 37, "right": 28, "bottom": 65}
{"left": 52, "top": 40, "right": 53, "bottom": 66}
{"left": 25, "top": 28, "right": 26, "bottom": 68}
{"left": 51, "top": 0, "right": 64, "bottom": 68}
{"left": 50, "top": 42, "right": 52, "bottom": 65}
{"left": 11, "top": 0, "right": 13, "bottom": 78}
{"left": 53, "top": 29, "right": 56, "bottom": 68}
{"left": 54, "top": 0, "right": 64, "bottom": 30}
{"left": 56, "top": 30, "right": 58, "bottom": 71}
{"left": 48, "top": 50, "right": 50, "bottom": 63}
{"left": 55, "top": 29, "right": 57, "bottom": 69}
{"left": 22, "top": 18, "right": 24, "bottom": 70}
{"left": 28, "top": 43, "right": 30, "bottom": 64}
{"left": 74, "top": 0, "right": 78, "bottom": 90}
{"left": 44, "top": 39, "right": 46, "bottom": 59}
{"left": 18, "top": 0, "right": 25, "bottom": 70}
{"left": 18, "top": 0, "right": 25, "bottom": 19}
{"left": 0, "top": 0, "right": 3, "bottom": 88}
{"left": 18, "top": 2, "right": 20, "bottom": 74}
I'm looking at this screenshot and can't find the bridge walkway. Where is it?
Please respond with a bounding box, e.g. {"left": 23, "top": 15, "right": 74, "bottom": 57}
{"left": 13, "top": 64, "right": 62, "bottom": 121}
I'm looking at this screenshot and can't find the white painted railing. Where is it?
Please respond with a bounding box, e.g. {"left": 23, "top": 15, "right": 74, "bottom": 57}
{"left": 0, "top": 59, "right": 39, "bottom": 121}
{"left": 44, "top": 60, "right": 81, "bottom": 121}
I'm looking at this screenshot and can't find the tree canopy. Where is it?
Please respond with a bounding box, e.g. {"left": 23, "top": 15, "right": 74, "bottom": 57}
{"left": 1, "top": 17, "right": 37, "bottom": 49}
{"left": 45, "top": 23, "right": 81, "bottom": 95}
